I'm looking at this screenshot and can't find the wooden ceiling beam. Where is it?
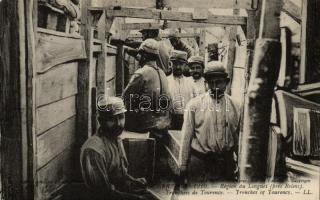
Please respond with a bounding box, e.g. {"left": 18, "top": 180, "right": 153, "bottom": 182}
{"left": 162, "top": 0, "right": 258, "bottom": 9}
{"left": 106, "top": 7, "right": 247, "bottom": 25}
{"left": 127, "top": 32, "right": 200, "bottom": 39}
{"left": 121, "top": 21, "right": 227, "bottom": 30}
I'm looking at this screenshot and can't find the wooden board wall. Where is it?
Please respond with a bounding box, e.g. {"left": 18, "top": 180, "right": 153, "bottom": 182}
{"left": 35, "top": 29, "right": 86, "bottom": 199}
{"left": 35, "top": 61, "right": 78, "bottom": 199}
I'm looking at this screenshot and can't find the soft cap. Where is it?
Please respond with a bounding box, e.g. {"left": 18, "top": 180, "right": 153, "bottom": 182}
{"left": 97, "top": 96, "right": 126, "bottom": 116}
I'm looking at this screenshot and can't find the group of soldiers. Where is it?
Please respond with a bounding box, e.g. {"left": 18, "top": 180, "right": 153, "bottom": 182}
{"left": 80, "top": 29, "right": 241, "bottom": 200}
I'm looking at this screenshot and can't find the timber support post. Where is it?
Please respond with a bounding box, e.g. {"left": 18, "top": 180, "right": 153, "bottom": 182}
{"left": 239, "top": 0, "right": 282, "bottom": 181}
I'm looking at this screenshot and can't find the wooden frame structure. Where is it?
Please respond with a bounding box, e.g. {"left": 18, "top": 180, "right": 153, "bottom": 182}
{"left": 2, "top": 0, "right": 316, "bottom": 199}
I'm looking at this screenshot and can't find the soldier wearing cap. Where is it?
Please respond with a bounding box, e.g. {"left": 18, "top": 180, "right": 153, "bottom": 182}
{"left": 168, "top": 32, "right": 194, "bottom": 77}
{"left": 179, "top": 61, "right": 240, "bottom": 183}
{"left": 80, "top": 97, "right": 154, "bottom": 200}
{"left": 188, "top": 56, "right": 206, "bottom": 97}
{"left": 167, "top": 50, "right": 194, "bottom": 129}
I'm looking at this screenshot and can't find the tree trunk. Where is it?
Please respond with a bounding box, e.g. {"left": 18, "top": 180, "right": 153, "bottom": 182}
{"left": 239, "top": 0, "right": 282, "bottom": 181}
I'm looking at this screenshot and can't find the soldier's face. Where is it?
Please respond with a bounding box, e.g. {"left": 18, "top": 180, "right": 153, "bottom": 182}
{"left": 99, "top": 113, "right": 125, "bottom": 136}
{"left": 206, "top": 77, "right": 229, "bottom": 95}
{"left": 171, "top": 60, "right": 185, "bottom": 77}
{"left": 189, "top": 63, "right": 204, "bottom": 80}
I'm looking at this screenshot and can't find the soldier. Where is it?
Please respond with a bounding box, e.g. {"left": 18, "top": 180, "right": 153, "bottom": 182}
{"left": 80, "top": 97, "right": 155, "bottom": 200}
{"left": 122, "top": 39, "right": 171, "bottom": 181}
{"left": 179, "top": 61, "right": 240, "bottom": 183}
{"left": 168, "top": 33, "right": 194, "bottom": 77}
{"left": 122, "top": 38, "right": 171, "bottom": 133}
{"left": 188, "top": 56, "right": 206, "bottom": 97}
{"left": 167, "top": 50, "right": 194, "bottom": 129}
{"left": 124, "top": 29, "right": 172, "bottom": 75}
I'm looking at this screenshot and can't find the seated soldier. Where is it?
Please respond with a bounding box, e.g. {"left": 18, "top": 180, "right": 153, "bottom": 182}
{"left": 80, "top": 97, "right": 155, "bottom": 200}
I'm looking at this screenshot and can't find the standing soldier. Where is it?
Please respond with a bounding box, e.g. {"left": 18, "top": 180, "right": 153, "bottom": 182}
{"left": 179, "top": 61, "right": 240, "bottom": 183}
{"left": 167, "top": 50, "right": 193, "bottom": 129}
{"left": 168, "top": 33, "right": 195, "bottom": 77}
{"left": 124, "top": 29, "right": 172, "bottom": 75}
{"left": 122, "top": 39, "right": 171, "bottom": 180}
{"left": 122, "top": 38, "right": 171, "bottom": 133}
{"left": 188, "top": 56, "right": 206, "bottom": 97}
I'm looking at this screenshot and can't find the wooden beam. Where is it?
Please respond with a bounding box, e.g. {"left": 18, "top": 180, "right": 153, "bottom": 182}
{"left": 240, "top": 0, "right": 282, "bottom": 181}
{"left": 225, "top": 9, "right": 239, "bottom": 95}
{"left": 92, "top": 0, "right": 156, "bottom": 8}
{"left": 160, "top": 9, "right": 246, "bottom": 25}
{"left": 106, "top": 7, "right": 247, "bottom": 25}
{"left": 122, "top": 23, "right": 162, "bottom": 30}
{"left": 0, "top": 0, "right": 35, "bottom": 199}
{"left": 122, "top": 22, "right": 227, "bottom": 30}
{"left": 299, "top": 0, "right": 320, "bottom": 84}
{"left": 127, "top": 32, "right": 200, "bottom": 39}
{"left": 282, "top": 0, "right": 301, "bottom": 24}
{"left": 26, "top": 0, "right": 37, "bottom": 199}
{"left": 277, "top": 27, "right": 292, "bottom": 88}
{"left": 163, "top": 0, "right": 258, "bottom": 9}
{"left": 199, "top": 29, "right": 206, "bottom": 57}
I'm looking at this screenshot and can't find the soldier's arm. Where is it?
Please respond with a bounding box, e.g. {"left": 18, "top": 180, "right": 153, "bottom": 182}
{"left": 122, "top": 74, "right": 144, "bottom": 105}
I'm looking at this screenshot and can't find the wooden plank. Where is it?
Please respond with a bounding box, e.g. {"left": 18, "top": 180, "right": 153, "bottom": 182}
{"left": 96, "top": 11, "right": 107, "bottom": 95}
{"left": 37, "top": 149, "right": 74, "bottom": 199}
{"left": 116, "top": 44, "right": 125, "bottom": 96}
{"left": 122, "top": 21, "right": 225, "bottom": 30}
{"left": 91, "top": 0, "right": 156, "bottom": 8}
{"left": 36, "top": 96, "right": 76, "bottom": 134}
{"left": 107, "top": 44, "right": 118, "bottom": 55}
{"left": 275, "top": 90, "right": 320, "bottom": 138}
{"left": 299, "top": 0, "right": 320, "bottom": 84}
{"left": 106, "top": 54, "right": 117, "bottom": 94}
{"left": 161, "top": 10, "right": 247, "bottom": 25}
{"left": 36, "top": 31, "right": 86, "bottom": 73}
{"left": 25, "top": 0, "right": 38, "bottom": 199}
{"left": 286, "top": 157, "right": 320, "bottom": 178}
{"left": 36, "top": 62, "right": 78, "bottom": 107}
{"left": 107, "top": 8, "right": 247, "bottom": 25}
{"left": 127, "top": 32, "right": 200, "bottom": 39}
{"left": 199, "top": 29, "right": 206, "bottom": 57}
{"left": 282, "top": 0, "right": 301, "bottom": 24}
{"left": 0, "top": 0, "right": 28, "bottom": 199}
{"left": 163, "top": 0, "right": 257, "bottom": 9}
{"left": 38, "top": 27, "right": 83, "bottom": 39}
{"left": 226, "top": 9, "right": 239, "bottom": 95}
{"left": 277, "top": 27, "right": 292, "bottom": 88}
{"left": 122, "top": 22, "right": 163, "bottom": 30}
{"left": 77, "top": 0, "right": 95, "bottom": 145}
{"left": 37, "top": 117, "right": 76, "bottom": 168}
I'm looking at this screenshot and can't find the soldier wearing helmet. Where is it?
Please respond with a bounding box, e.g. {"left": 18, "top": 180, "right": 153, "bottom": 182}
{"left": 123, "top": 39, "right": 171, "bottom": 132}
{"left": 179, "top": 61, "right": 240, "bottom": 183}
{"left": 188, "top": 56, "right": 206, "bottom": 97}
{"left": 80, "top": 97, "right": 155, "bottom": 200}
{"left": 123, "top": 39, "right": 172, "bottom": 181}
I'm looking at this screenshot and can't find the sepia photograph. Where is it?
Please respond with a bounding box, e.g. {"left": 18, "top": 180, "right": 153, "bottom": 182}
{"left": 0, "top": 0, "right": 319, "bottom": 199}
